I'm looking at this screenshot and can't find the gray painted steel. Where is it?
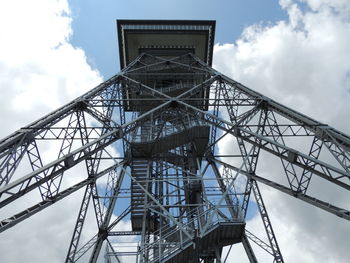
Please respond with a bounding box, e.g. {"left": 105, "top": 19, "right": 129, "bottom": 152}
{"left": 0, "top": 21, "right": 349, "bottom": 263}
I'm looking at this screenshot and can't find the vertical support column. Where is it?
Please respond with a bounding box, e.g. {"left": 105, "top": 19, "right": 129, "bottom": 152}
{"left": 0, "top": 137, "right": 30, "bottom": 186}
{"left": 252, "top": 180, "right": 284, "bottom": 263}
{"left": 139, "top": 160, "right": 151, "bottom": 263}
{"left": 264, "top": 111, "right": 300, "bottom": 191}
{"left": 104, "top": 241, "right": 112, "bottom": 263}
{"left": 215, "top": 246, "right": 223, "bottom": 263}
{"left": 65, "top": 185, "right": 93, "bottom": 263}
{"left": 65, "top": 110, "right": 105, "bottom": 262}
{"left": 298, "top": 136, "right": 323, "bottom": 194}
{"left": 208, "top": 160, "right": 237, "bottom": 219}
{"left": 242, "top": 234, "right": 258, "bottom": 263}
{"left": 89, "top": 167, "right": 126, "bottom": 263}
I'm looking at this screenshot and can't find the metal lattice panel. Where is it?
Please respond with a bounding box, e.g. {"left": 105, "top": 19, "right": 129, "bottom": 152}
{"left": 0, "top": 53, "right": 349, "bottom": 263}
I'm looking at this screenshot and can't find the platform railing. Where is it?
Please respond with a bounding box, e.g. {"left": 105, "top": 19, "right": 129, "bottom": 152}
{"left": 130, "top": 118, "right": 209, "bottom": 144}
{"left": 138, "top": 204, "right": 244, "bottom": 262}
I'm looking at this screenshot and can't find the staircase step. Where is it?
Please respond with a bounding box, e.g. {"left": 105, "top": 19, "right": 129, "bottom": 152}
{"left": 130, "top": 159, "right": 150, "bottom": 232}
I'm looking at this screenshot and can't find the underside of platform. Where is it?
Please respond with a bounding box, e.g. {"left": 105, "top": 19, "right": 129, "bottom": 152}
{"left": 160, "top": 222, "right": 246, "bottom": 263}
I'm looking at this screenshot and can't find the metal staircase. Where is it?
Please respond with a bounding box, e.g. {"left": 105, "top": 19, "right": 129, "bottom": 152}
{"left": 1, "top": 19, "right": 349, "bottom": 263}
{"left": 130, "top": 114, "right": 210, "bottom": 233}
{"left": 138, "top": 206, "right": 245, "bottom": 263}
{"left": 130, "top": 159, "right": 150, "bottom": 231}
{"left": 130, "top": 116, "right": 210, "bottom": 157}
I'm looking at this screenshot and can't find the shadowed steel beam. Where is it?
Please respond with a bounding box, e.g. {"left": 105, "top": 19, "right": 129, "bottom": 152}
{"left": 0, "top": 100, "right": 170, "bottom": 208}
{"left": 0, "top": 35, "right": 349, "bottom": 263}
{"left": 175, "top": 99, "right": 350, "bottom": 190}
{"left": 210, "top": 158, "right": 350, "bottom": 221}
{"left": 245, "top": 229, "right": 274, "bottom": 256}
{"left": 0, "top": 162, "right": 124, "bottom": 233}
{"left": 89, "top": 166, "right": 126, "bottom": 263}
{"left": 242, "top": 234, "right": 258, "bottom": 263}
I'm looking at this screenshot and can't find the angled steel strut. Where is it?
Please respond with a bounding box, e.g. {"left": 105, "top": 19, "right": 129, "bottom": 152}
{"left": 1, "top": 39, "right": 350, "bottom": 263}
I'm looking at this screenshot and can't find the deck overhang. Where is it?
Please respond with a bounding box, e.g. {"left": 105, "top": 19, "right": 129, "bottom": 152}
{"left": 117, "top": 19, "right": 216, "bottom": 69}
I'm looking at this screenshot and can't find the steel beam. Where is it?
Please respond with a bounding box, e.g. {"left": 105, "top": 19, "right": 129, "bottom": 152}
{"left": 1, "top": 51, "right": 350, "bottom": 263}
{"left": 252, "top": 180, "right": 284, "bottom": 262}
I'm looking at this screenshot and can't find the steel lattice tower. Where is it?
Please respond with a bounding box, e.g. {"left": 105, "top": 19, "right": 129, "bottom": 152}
{"left": 1, "top": 20, "right": 349, "bottom": 262}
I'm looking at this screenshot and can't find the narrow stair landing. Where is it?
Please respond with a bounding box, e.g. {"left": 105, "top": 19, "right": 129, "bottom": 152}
{"left": 131, "top": 125, "right": 210, "bottom": 157}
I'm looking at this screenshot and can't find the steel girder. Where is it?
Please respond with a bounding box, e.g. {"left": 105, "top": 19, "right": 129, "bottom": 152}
{"left": 0, "top": 53, "right": 349, "bottom": 262}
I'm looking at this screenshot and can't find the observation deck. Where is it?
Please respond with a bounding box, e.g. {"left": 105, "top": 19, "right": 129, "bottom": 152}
{"left": 117, "top": 20, "right": 215, "bottom": 112}
{"left": 117, "top": 19, "right": 215, "bottom": 69}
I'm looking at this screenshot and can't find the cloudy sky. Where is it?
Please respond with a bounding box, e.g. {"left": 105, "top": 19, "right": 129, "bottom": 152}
{"left": 0, "top": 0, "right": 350, "bottom": 262}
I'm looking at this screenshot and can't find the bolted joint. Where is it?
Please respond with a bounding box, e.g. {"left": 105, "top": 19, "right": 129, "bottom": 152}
{"left": 287, "top": 150, "right": 298, "bottom": 163}
{"left": 233, "top": 127, "right": 241, "bottom": 137}
{"left": 23, "top": 131, "right": 35, "bottom": 143}
{"left": 98, "top": 228, "right": 108, "bottom": 240}
{"left": 315, "top": 126, "right": 328, "bottom": 139}
{"left": 75, "top": 100, "right": 87, "bottom": 111}
{"left": 169, "top": 100, "right": 179, "bottom": 108}
{"left": 115, "top": 128, "right": 123, "bottom": 138}
{"left": 292, "top": 189, "right": 302, "bottom": 197}
{"left": 259, "top": 98, "right": 270, "bottom": 110}
{"left": 247, "top": 171, "right": 255, "bottom": 180}
{"left": 64, "top": 155, "right": 75, "bottom": 168}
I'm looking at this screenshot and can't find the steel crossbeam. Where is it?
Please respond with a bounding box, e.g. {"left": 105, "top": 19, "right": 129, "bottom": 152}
{"left": 211, "top": 158, "right": 350, "bottom": 220}
{"left": 175, "top": 99, "right": 350, "bottom": 190}
{"left": 0, "top": 162, "right": 124, "bottom": 233}
{"left": 88, "top": 166, "right": 126, "bottom": 263}
{"left": 245, "top": 229, "right": 274, "bottom": 256}
{"left": 0, "top": 99, "right": 168, "bottom": 206}
{"left": 0, "top": 52, "right": 349, "bottom": 263}
{"left": 66, "top": 96, "right": 119, "bottom": 262}
{"left": 242, "top": 234, "right": 259, "bottom": 263}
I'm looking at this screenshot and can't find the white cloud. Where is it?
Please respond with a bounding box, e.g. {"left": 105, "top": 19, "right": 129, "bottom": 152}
{"left": 0, "top": 0, "right": 102, "bottom": 137}
{"left": 214, "top": 0, "right": 350, "bottom": 262}
{"left": 0, "top": 0, "right": 107, "bottom": 262}
{"left": 214, "top": 1, "right": 350, "bottom": 132}
{"left": 1, "top": 0, "right": 350, "bottom": 262}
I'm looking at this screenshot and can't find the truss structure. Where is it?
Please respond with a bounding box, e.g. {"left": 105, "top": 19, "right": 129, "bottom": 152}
{"left": 0, "top": 52, "right": 349, "bottom": 262}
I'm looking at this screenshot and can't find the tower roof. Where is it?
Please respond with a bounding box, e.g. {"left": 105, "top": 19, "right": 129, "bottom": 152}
{"left": 117, "top": 19, "right": 216, "bottom": 69}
